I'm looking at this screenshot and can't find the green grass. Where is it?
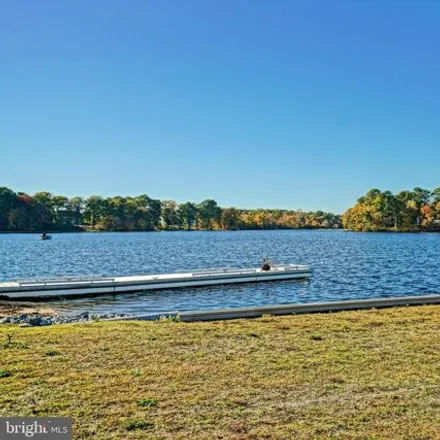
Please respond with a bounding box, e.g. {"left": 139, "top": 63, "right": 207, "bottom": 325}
{"left": 45, "top": 349, "right": 62, "bottom": 357}
{"left": 1, "top": 333, "right": 29, "bottom": 349}
{"left": 137, "top": 398, "right": 158, "bottom": 407}
{"left": 2, "top": 306, "right": 440, "bottom": 439}
{"left": 123, "top": 419, "right": 155, "bottom": 431}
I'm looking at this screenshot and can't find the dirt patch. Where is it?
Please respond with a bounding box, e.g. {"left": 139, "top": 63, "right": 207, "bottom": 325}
{"left": 0, "top": 302, "right": 57, "bottom": 317}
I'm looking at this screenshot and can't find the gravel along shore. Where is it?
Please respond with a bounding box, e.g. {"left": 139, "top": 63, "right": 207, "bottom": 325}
{"left": 0, "top": 310, "right": 181, "bottom": 326}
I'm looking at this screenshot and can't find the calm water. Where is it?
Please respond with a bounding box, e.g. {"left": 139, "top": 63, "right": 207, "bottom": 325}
{"left": 1, "top": 230, "right": 439, "bottom": 315}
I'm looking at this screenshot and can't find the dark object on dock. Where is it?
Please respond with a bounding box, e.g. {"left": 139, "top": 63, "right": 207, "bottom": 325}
{"left": 261, "top": 258, "right": 271, "bottom": 271}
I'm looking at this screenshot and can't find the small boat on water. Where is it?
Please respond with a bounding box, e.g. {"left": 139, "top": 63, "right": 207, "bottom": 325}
{"left": 41, "top": 232, "right": 52, "bottom": 240}
{"left": 0, "top": 263, "right": 312, "bottom": 300}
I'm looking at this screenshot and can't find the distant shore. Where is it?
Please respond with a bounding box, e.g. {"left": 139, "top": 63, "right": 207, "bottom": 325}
{"left": 0, "top": 226, "right": 342, "bottom": 234}
{"left": 3, "top": 228, "right": 440, "bottom": 235}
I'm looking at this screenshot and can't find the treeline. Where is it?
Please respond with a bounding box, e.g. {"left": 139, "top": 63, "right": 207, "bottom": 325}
{"left": 0, "top": 187, "right": 342, "bottom": 232}
{"left": 343, "top": 187, "right": 440, "bottom": 232}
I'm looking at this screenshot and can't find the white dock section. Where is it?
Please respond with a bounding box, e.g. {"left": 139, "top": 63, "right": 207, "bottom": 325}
{"left": 0, "top": 265, "right": 311, "bottom": 300}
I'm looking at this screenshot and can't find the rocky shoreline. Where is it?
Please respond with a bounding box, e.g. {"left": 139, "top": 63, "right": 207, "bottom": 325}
{"left": 0, "top": 311, "right": 180, "bottom": 326}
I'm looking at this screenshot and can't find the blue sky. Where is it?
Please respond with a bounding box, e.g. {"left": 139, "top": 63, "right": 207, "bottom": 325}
{"left": 1, "top": 1, "right": 440, "bottom": 214}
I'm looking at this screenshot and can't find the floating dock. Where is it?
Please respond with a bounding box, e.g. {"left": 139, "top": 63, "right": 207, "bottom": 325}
{"left": 0, "top": 265, "right": 311, "bottom": 300}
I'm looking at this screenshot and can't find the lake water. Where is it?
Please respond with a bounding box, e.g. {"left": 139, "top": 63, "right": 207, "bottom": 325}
{"left": 1, "top": 230, "right": 439, "bottom": 315}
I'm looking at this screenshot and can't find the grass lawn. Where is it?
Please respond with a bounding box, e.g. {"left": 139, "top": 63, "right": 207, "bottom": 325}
{"left": 2, "top": 306, "right": 440, "bottom": 439}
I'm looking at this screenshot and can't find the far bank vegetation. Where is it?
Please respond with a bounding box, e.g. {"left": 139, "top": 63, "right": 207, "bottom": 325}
{"left": 0, "top": 187, "right": 341, "bottom": 232}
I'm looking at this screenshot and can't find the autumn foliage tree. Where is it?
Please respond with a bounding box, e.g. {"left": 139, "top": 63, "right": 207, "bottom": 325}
{"left": 0, "top": 186, "right": 342, "bottom": 232}
{"left": 343, "top": 187, "right": 440, "bottom": 231}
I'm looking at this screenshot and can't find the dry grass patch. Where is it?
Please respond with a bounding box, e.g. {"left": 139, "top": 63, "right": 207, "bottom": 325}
{"left": 1, "top": 306, "right": 440, "bottom": 439}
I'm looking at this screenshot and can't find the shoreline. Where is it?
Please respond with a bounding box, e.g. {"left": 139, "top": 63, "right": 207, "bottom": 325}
{"left": 0, "top": 227, "right": 340, "bottom": 234}
{"left": 3, "top": 228, "right": 440, "bottom": 234}
{"left": 3, "top": 293, "right": 440, "bottom": 327}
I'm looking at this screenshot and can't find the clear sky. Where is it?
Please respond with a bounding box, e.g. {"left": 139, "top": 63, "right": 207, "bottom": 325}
{"left": 1, "top": 1, "right": 440, "bottom": 214}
